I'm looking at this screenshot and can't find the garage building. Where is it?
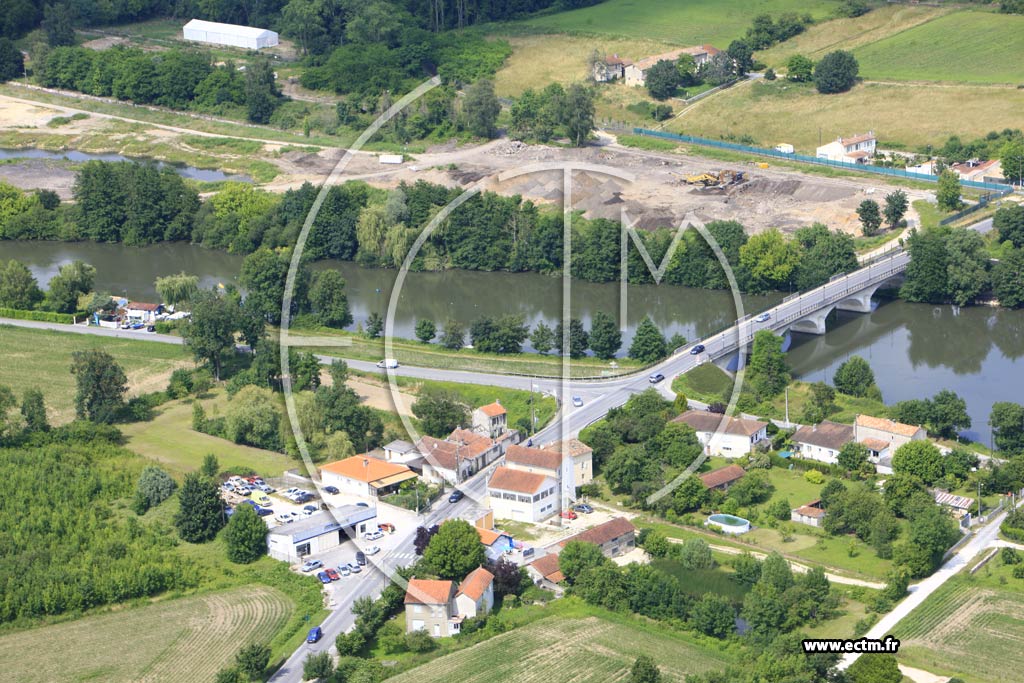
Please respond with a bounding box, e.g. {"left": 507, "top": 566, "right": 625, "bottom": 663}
{"left": 267, "top": 504, "right": 376, "bottom": 563}
{"left": 182, "top": 19, "right": 279, "bottom": 50}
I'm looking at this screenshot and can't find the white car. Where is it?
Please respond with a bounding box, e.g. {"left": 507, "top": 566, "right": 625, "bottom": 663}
{"left": 300, "top": 559, "right": 323, "bottom": 573}
{"left": 364, "top": 545, "right": 381, "bottom": 556}
{"left": 571, "top": 396, "right": 583, "bottom": 407}
{"left": 363, "top": 530, "right": 385, "bottom": 541}
{"left": 754, "top": 312, "right": 771, "bottom": 323}
{"left": 275, "top": 512, "right": 296, "bottom": 524}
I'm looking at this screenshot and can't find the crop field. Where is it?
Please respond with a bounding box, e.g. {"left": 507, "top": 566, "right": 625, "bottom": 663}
{"left": 387, "top": 611, "right": 732, "bottom": 683}
{"left": 0, "top": 325, "right": 191, "bottom": 424}
{"left": 516, "top": 0, "right": 838, "bottom": 46}
{"left": 853, "top": 11, "right": 1024, "bottom": 85}
{"left": 0, "top": 587, "right": 293, "bottom": 683}
{"left": 892, "top": 575, "right": 1024, "bottom": 683}
{"left": 668, "top": 79, "right": 1024, "bottom": 153}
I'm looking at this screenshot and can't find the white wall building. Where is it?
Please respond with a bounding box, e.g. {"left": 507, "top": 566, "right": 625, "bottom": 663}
{"left": 673, "top": 410, "right": 768, "bottom": 458}
{"left": 505, "top": 444, "right": 575, "bottom": 510}
{"left": 791, "top": 420, "right": 854, "bottom": 465}
{"left": 815, "top": 132, "right": 876, "bottom": 164}
{"left": 183, "top": 19, "right": 279, "bottom": 50}
{"left": 487, "top": 466, "right": 558, "bottom": 522}
{"left": 266, "top": 506, "right": 376, "bottom": 563}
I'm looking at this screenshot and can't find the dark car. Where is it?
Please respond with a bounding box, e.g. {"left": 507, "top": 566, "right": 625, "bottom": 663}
{"left": 573, "top": 503, "right": 594, "bottom": 514}
{"left": 295, "top": 493, "right": 314, "bottom": 504}
{"left": 355, "top": 502, "right": 369, "bottom": 508}
{"left": 323, "top": 486, "right": 340, "bottom": 495}
{"left": 690, "top": 344, "right": 706, "bottom": 355}
{"left": 307, "top": 626, "right": 322, "bottom": 643}
{"left": 648, "top": 373, "right": 665, "bottom": 384}
{"left": 448, "top": 489, "right": 465, "bottom": 504}
{"left": 316, "top": 571, "right": 331, "bottom": 584}
{"left": 355, "top": 551, "right": 366, "bottom": 566}
{"left": 146, "top": 325, "right": 155, "bottom": 332}
{"left": 254, "top": 506, "right": 273, "bottom": 517}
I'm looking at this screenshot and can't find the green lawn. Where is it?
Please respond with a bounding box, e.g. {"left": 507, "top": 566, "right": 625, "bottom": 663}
{"left": 853, "top": 11, "right": 1024, "bottom": 85}
{"left": 0, "top": 324, "right": 191, "bottom": 424}
{"left": 0, "top": 586, "right": 293, "bottom": 683}
{"left": 385, "top": 598, "right": 735, "bottom": 683}
{"left": 396, "top": 377, "right": 558, "bottom": 434}
{"left": 673, "top": 363, "right": 735, "bottom": 404}
{"left": 516, "top": 0, "right": 839, "bottom": 46}
{"left": 758, "top": 379, "right": 890, "bottom": 425}
{"left": 651, "top": 559, "right": 751, "bottom": 604}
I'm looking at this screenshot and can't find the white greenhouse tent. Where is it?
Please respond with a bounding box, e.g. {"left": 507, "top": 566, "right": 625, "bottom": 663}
{"left": 182, "top": 19, "right": 279, "bottom": 50}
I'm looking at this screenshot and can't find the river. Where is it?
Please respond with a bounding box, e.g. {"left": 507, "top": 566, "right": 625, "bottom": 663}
{"left": 2, "top": 239, "right": 1021, "bottom": 438}
{"left": 0, "top": 148, "right": 253, "bottom": 183}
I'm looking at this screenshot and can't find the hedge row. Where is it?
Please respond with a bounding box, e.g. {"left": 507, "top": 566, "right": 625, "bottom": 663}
{"left": 0, "top": 308, "right": 81, "bottom": 324}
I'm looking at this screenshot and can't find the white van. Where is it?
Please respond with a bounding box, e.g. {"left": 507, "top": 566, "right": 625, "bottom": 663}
{"left": 376, "top": 359, "right": 399, "bottom": 369}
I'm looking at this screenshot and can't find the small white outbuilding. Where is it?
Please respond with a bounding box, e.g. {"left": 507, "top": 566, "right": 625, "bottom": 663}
{"left": 182, "top": 19, "right": 279, "bottom": 50}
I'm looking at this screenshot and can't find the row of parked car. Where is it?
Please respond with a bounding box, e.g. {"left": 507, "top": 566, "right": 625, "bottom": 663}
{"left": 282, "top": 487, "right": 316, "bottom": 504}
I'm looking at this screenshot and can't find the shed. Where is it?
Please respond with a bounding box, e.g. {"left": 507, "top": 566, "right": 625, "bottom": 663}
{"left": 183, "top": 19, "right": 279, "bottom": 50}
{"left": 266, "top": 505, "right": 376, "bottom": 562}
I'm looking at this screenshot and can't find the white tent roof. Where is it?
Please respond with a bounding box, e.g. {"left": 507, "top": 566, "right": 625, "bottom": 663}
{"left": 183, "top": 19, "right": 275, "bottom": 39}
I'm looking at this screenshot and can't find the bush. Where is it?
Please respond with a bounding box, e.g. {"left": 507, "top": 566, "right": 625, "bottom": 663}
{"left": 804, "top": 469, "right": 825, "bottom": 484}
{"left": 404, "top": 629, "right": 436, "bottom": 653}
{"left": 0, "top": 307, "right": 77, "bottom": 324}
{"left": 132, "top": 466, "right": 177, "bottom": 515}
{"left": 1014, "top": 564, "right": 1024, "bottom": 579}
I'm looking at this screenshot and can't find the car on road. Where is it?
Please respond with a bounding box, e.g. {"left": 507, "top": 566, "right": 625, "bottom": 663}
{"left": 346, "top": 562, "right": 362, "bottom": 574}
{"left": 325, "top": 568, "right": 341, "bottom": 581}
{"left": 448, "top": 489, "right": 465, "bottom": 503}
{"left": 376, "top": 359, "right": 399, "bottom": 369}
{"left": 339, "top": 565, "right": 351, "bottom": 577}
{"left": 755, "top": 312, "right": 771, "bottom": 323}
{"left": 648, "top": 373, "right": 665, "bottom": 384}
{"left": 316, "top": 571, "right": 331, "bottom": 584}
{"left": 573, "top": 503, "right": 594, "bottom": 514}
{"left": 301, "top": 559, "right": 323, "bottom": 573}
{"left": 364, "top": 545, "right": 381, "bottom": 556}
{"left": 355, "top": 551, "right": 367, "bottom": 565}
{"left": 323, "top": 486, "right": 340, "bottom": 495}
{"left": 560, "top": 510, "right": 578, "bottom": 520}
{"left": 364, "top": 530, "right": 385, "bottom": 541}
{"left": 690, "top": 344, "right": 705, "bottom": 355}
{"left": 306, "top": 627, "right": 322, "bottom": 644}
{"left": 572, "top": 396, "right": 584, "bottom": 407}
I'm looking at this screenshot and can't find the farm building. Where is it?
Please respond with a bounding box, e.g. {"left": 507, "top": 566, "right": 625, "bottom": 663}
{"left": 791, "top": 500, "right": 827, "bottom": 528}
{"left": 266, "top": 505, "right": 376, "bottom": 562}
{"left": 182, "top": 19, "right": 279, "bottom": 50}
{"left": 623, "top": 45, "right": 720, "bottom": 87}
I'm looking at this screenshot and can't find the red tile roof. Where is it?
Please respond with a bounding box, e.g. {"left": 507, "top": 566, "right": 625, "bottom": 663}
{"left": 320, "top": 456, "right": 415, "bottom": 484}
{"left": 530, "top": 554, "right": 565, "bottom": 583}
{"left": 559, "top": 517, "right": 636, "bottom": 548}
{"left": 855, "top": 415, "right": 923, "bottom": 438}
{"left": 488, "top": 466, "right": 549, "bottom": 494}
{"left": 478, "top": 401, "right": 506, "bottom": 417}
{"left": 457, "top": 567, "right": 494, "bottom": 600}
{"left": 127, "top": 302, "right": 161, "bottom": 311}
{"left": 404, "top": 578, "right": 455, "bottom": 605}
{"left": 699, "top": 464, "right": 746, "bottom": 489}
{"left": 506, "top": 444, "right": 563, "bottom": 471}
{"left": 673, "top": 410, "right": 767, "bottom": 437}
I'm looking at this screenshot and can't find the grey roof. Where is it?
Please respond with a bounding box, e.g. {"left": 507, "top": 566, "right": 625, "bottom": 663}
{"left": 385, "top": 439, "right": 416, "bottom": 454}
{"left": 270, "top": 505, "right": 376, "bottom": 544}
{"left": 792, "top": 420, "right": 854, "bottom": 451}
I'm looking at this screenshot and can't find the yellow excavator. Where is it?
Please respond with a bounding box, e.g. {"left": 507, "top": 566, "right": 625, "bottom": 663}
{"left": 683, "top": 170, "right": 746, "bottom": 187}
{"left": 684, "top": 172, "right": 719, "bottom": 186}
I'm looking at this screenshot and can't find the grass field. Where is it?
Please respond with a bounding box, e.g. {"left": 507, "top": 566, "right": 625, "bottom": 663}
{"left": 120, "top": 389, "right": 296, "bottom": 478}
{"left": 666, "top": 78, "right": 1024, "bottom": 153}
{"left": 652, "top": 559, "right": 751, "bottom": 603}
{"left": 853, "top": 11, "right": 1024, "bottom": 85}
{"left": 395, "top": 377, "right": 558, "bottom": 433}
{"left": 892, "top": 562, "right": 1024, "bottom": 683}
{"left": 386, "top": 600, "right": 733, "bottom": 683}
{"left": 0, "top": 586, "right": 293, "bottom": 683}
{"left": 672, "top": 363, "right": 735, "bottom": 404}
{"left": 0, "top": 325, "right": 191, "bottom": 424}
{"left": 515, "top": 0, "right": 839, "bottom": 46}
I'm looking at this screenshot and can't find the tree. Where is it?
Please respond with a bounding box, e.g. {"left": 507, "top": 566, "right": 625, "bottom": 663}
{"left": 422, "top": 519, "right": 486, "bottom": 580}
{"left": 646, "top": 60, "right": 680, "bottom": 100}
{"left": 244, "top": 58, "right": 280, "bottom": 124}
{"left": 415, "top": 318, "right": 436, "bottom": 343}
{"left": 414, "top": 524, "right": 440, "bottom": 555}
{"left": 1000, "top": 138, "right": 1024, "bottom": 186}
{"left": 412, "top": 391, "right": 469, "bottom": 437}
{"left": 309, "top": 270, "right": 353, "bottom": 328}
{"left": 833, "top": 355, "right": 876, "bottom": 397}
{"left": 786, "top": 54, "right": 814, "bottom": 82}
{"left": 672, "top": 475, "right": 708, "bottom": 512}
{"left": 892, "top": 441, "right": 944, "bottom": 485}
{"left": 945, "top": 229, "right": 989, "bottom": 306}
{"left": 676, "top": 537, "right": 715, "bottom": 569}
{"left": 181, "top": 290, "right": 239, "bottom": 380}
{"left": 813, "top": 50, "right": 859, "bottom": 94}
{"left": 559, "top": 540, "right": 607, "bottom": 584}
{"left": 739, "top": 228, "right": 803, "bottom": 292}
{"left": 201, "top": 453, "right": 220, "bottom": 478}
{"left": 990, "top": 401, "right": 1024, "bottom": 452}
{"left": 761, "top": 552, "right": 795, "bottom": 592}
{"left": 45, "top": 260, "right": 95, "bottom": 313}
{"left": 901, "top": 229, "right": 950, "bottom": 304}
{"left": 20, "top": 389, "right": 48, "bottom": 433}
{"left": 857, "top": 199, "right": 882, "bottom": 236}
{"left": 589, "top": 311, "right": 622, "bottom": 360}
{"left": 936, "top": 169, "right": 963, "bottom": 212}
{"left": 463, "top": 79, "right": 500, "bottom": 138}
{"left": 847, "top": 653, "right": 902, "bottom": 683}
{"left": 302, "top": 652, "right": 333, "bottom": 682}
{"left": 837, "top": 441, "right": 869, "bottom": 471}
{"left": 175, "top": 472, "right": 225, "bottom": 543}
{"left": 491, "top": 556, "right": 527, "bottom": 597}
{"left": 690, "top": 593, "right": 734, "bottom": 638}
{"left": 70, "top": 349, "right": 127, "bottom": 423}
{"left": 564, "top": 83, "right": 595, "bottom": 147}
{"left": 727, "top": 40, "right": 754, "bottom": 76}
{"left": 225, "top": 504, "right": 269, "bottom": 564}
{"left": 928, "top": 389, "right": 971, "bottom": 438}
{"left": 214, "top": 667, "right": 245, "bottom": 683}
{"left": 628, "top": 316, "right": 667, "bottom": 363}
{"left": 676, "top": 53, "right": 698, "bottom": 85}
{"left": 803, "top": 381, "right": 836, "bottom": 423}
{"left": 43, "top": 3, "right": 75, "bottom": 47}
{"left": 0, "top": 38, "right": 24, "bottom": 82}
{"left": 629, "top": 655, "right": 662, "bottom": 683}
{"left": 440, "top": 319, "right": 464, "bottom": 349}
{"left": 226, "top": 386, "right": 282, "bottom": 451}
{"left": 994, "top": 205, "right": 1024, "bottom": 248}
{"left": 133, "top": 466, "right": 177, "bottom": 515}
{"left": 530, "top": 321, "right": 556, "bottom": 354}
{"left": 235, "top": 643, "right": 271, "bottom": 680}
{"left": 748, "top": 331, "right": 790, "bottom": 400}
{"left": 555, "top": 318, "right": 589, "bottom": 358}
{"left": 155, "top": 272, "right": 199, "bottom": 307}
{"left": 0, "top": 260, "right": 44, "bottom": 309}
{"left": 883, "top": 189, "right": 909, "bottom": 228}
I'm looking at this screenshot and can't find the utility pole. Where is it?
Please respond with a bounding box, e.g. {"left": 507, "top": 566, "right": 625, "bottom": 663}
{"left": 978, "top": 478, "right": 982, "bottom": 520}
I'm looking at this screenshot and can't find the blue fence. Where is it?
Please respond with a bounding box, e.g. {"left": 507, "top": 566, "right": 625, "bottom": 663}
{"left": 632, "top": 128, "right": 1016, "bottom": 193}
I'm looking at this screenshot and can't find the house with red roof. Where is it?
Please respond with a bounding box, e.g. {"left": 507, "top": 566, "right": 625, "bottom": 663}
{"left": 815, "top": 131, "right": 877, "bottom": 164}
{"left": 404, "top": 567, "right": 495, "bottom": 638}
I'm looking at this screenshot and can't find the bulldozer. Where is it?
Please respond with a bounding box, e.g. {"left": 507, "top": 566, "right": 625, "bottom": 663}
{"left": 682, "top": 170, "right": 746, "bottom": 188}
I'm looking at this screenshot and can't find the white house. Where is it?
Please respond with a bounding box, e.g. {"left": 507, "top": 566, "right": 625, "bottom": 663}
{"left": 417, "top": 429, "right": 503, "bottom": 485}
{"left": 124, "top": 302, "right": 164, "bottom": 323}
{"left": 487, "top": 466, "right": 558, "bottom": 523}
{"left": 319, "top": 456, "right": 417, "bottom": 499}
{"left": 505, "top": 443, "right": 575, "bottom": 510}
{"left": 672, "top": 410, "right": 768, "bottom": 458}
{"left": 404, "top": 568, "right": 495, "bottom": 638}
{"left": 454, "top": 567, "right": 495, "bottom": 620}
{"left": 791, "top": 420, "right": 854, "bottom": 465}
{"left": 544, "top": 438, "right": 593, "bottom": 487}
{"left": 183, "top": 19, "right": 279, "bottom": 50}
{"left": 815, "top": 132, "right": 876, "bottom": 164}
{"left": 854, "top": 415, "right": 926, "bottom": 452}
{"left": 378, "top": 439, "right": 424, "bottom": 470}
{"left": 473, "top": 401, "right": 509, "bottom": 439}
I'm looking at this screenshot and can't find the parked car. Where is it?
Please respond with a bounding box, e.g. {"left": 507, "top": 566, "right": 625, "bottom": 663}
{"left": 257, "top": 484, "right": 274, "bottom": 493}
{"left": 303, "top": 504, "right": 318, "bottom": 516}
{"left": 448, "top": 489, "right": 465, "bottom": 503}
{"left": 254, "top": 494, "right": 272, "bottom": 506}
{"left": 690, "top": 344, "right": 705, "bottom": 355}
{"left": 356, "top": 502, "right": 369, "bottom": 508}
{"left": 572, "top": 396, "right": 584, "bottom": 407}
{"left": 306, "top": 627, "right": 322, "bottom": 643}
{"left": 755, "top": 312, "right": 771, "bottom": 323}
{"left": 275, "top": 512, "right": 296, "bottom": 524}
{"left": 573, "top": 503, "right": 594, "bottom": 514}
{"left": 339, "top": 565, "right": 351, "bottom": 577}
{"left": 560, "top": 510, "right": 578, "bottom": 520}
{"left": 364, "top": 545, "right": 381, "bottom": 556}
{"left": 378, "top": 523, "right": 395, "bottom": 533}
{"left": 323, "top": 486, "right": 340, "bottom": 495}
{"left": 346, "top": 562, "right": 361, "bottom": 574}
{"left": 648, "top": 373, "right": 665, "bottom": 384}
{"left": 325, "top": 568, "right": 341, "bottom": 581}
{"left": 146, "top": 325, "right": 155, "bottom": 332}
{"left": 301, "top": 559, "right": 323, "bottom": 573}
{"left": 363, "top": 530, "right": 384, "bottom": 541}
{"left": 316, "top": 571, "right": 331, "bottom": 584}
{"left": 355, "top": 551, "right": 367, "bottom": 566}
{"left": 222, "top": 482, "right": 235, "bottom": 492}
{"left": 254, "top": 506, "right": 272, "bottom": 517}
{"left": 294, "top": 493, "right": 314, "bottom": 504}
